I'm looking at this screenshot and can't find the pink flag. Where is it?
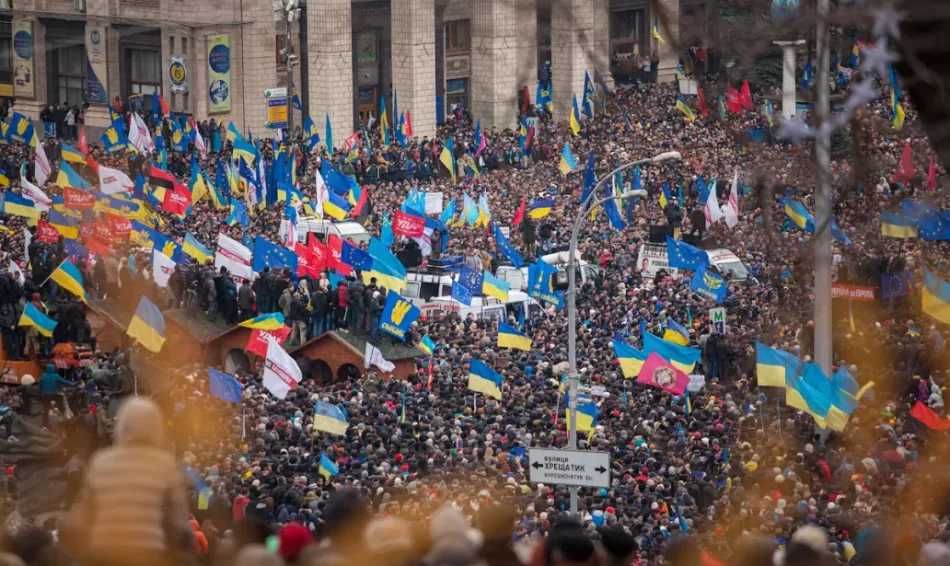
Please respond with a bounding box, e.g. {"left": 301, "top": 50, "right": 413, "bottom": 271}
{"left": 636, "top": 352, "right": 689, "bottom": 395}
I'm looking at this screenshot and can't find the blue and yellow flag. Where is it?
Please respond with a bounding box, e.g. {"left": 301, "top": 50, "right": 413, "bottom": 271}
{"left": 60, "top": 142, "right": 85, "bottom": 164}
{"left": 182, "top": 232, "right": 213, "bottom": 263}
{"left": 527, "top": 199, "right": 554, "bottom": 219}
{"left": 56, "top": 160, "right": 91, "bottom": 190}
{"left": 126, "top": 296, "right": 166, "bottom": 352}
{"left": 565, "top": 393, "right": 598, "bottom": 432}
{"left": 659, "top": 182, "right": 671, "bottom": 209}
{"left": 379, "top": 290, "right": 420, "bottom": 340}
{"left": 100, "top": 126, "right": 128, "bottom": 154}
{"left": 468, "top": 359, "right": 503, "bottom": 400}
{"left": 663, "top": 319, "right": 691, "bottom": 346}
{"left": 570, "top": 95, "right": 582, "bottom": 136}
{"left": 755, "top": 342, "right": 801, "bottom": 387}
{"left": 652, "top": 20, "right": 665, "bottom": 44}
{"left": 498, "top": 321, "right": 531, "bottom": 351}
{"left": 323, "top": 191, "right": 351, "bottom": 221}
{"left": 2, "top": 192, "right": 41, "bottom": 219}
{"left": 784, "top": 199, "right": 815, "bottom": 231}
{"left": 49, "top": 210, "right": 79, "bottom": 239}
{"left": 643, "top": 332, "right": 700, "bottom": 374}
{"left": 923, "top": 268, "right": 950, "bottom": 325}
{"left": 675, "top": 95, "right": 695, "bottom": 122}
{"left": 240, "top": 312, "right": 286, "bottom": 331}
{"left": 313, "top": 400, "right": 349, "bottom": 435}
{"left": 365, "top": 238, "right": 408, "bottom": 292}
{"left": 613, "top": 333, "right": 648, "bottom": 377}
{"left": 50, "top": 260, "right": 87, "bottom": 300}
{"left": 440, "top": 137, "right": 456, "bottom": 184}
{"left": 559, "top": 143, "right": 578, "bottom": 176}
{"left": 379, "top": 94, "right": 390, "bottom": 147}
{"left": 536, "top": 81, "right": 553, "bottom": 111}
{"left": 881, "top": 211, "right": 918, "bottom": 238}
{"left": 482, "top": 270, "right": 510, "bottom": 302}
{"left": 18, "top": 302, "right": 57, "bottom": 338}
{"left": 419, "top": 335, "right": 435, "bottom": 356}
{"left": 319, "top": 454, "right": 339, "bottom": 479}
{"left": 303, "top": 116, "right": 320, "bottom": 151}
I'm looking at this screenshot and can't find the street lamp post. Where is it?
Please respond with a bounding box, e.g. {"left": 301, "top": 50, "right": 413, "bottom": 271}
{"left": 565, "top": 151, "right": 681, "bottom": 515}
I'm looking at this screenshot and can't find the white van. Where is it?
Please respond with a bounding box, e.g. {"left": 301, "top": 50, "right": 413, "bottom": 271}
{"left": 403, "top": 271, "right": 456, "bottom": 307}
{"left": 420, "top": 290, "right": 542, "bottom": 321}
{"left": 636, "top": 243, "right": 749, "bottom": 281}
{"left": 279, "top": 217, "right": 371, "bottom": 246}
{"left": 495, "top": 251, "right": 602, "bottom": 291}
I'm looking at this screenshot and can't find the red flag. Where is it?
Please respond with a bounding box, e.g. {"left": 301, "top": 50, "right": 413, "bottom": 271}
{"left": 927, "top": 156, "right": 937, "bottom": 192}
{"left": 104, "top": 213, "right": 131, "bottom": 239}
{"left": 326, "top": 234, "right": 352, "bottom": 276}
{"left": 162, "top": 182, "right": 192, "bottom": 215}
{"left": 295, "top": 243, "right": 321, "bottom": 278}
{"left": 739, "top": 79, "right": 753, "bottom": 110}
{"left": 86, "top": 237, "right": 112, "bottom": 255}
{"left": 524, "top": 125, "right": 534, "bottom": 151}
{"left": 158, "top": 94, "right": 170, "bottom": 116}
{"left": 37, "top": 221, "right": 60, "bottom": 244}
{"left": 246, "top": 326, "right": 292, "bottom": 358}
{"left": 697, "top": 87, "right": 710, "bottom": 117}
{"left": 404, "top": 111, "right": 413, "bottom": 136}
{"left": 893, "top": 142, "right": 915, "bottom": 183}
{"left": 636, "top": 353, "right": 689, "bottom": 395}
{"left": 512, "top": 196, "right": 527, "bottom": 227}
{"left": 352, "top": 185, "right": 369, "bottom": 217}
{"left": 307, "top": 234, "right": 329, "bottom": 273}
{"left": 343, "top": 132, "right": 360, "bottom": 152}
{"left": 522, "top": 86, "right": 531, "bottom": 113}
{"left": 79, "top": 222, "right": 93, "bottom": 241}
{"left": 78, "top": 127, "right": 89, "bottom": 156}
{"left": 85, "top": 154, "right": 99, "bottom": 174}
{"left": 910, "top": 401, "right": 950, "bottom": 431}
{"left": 393, "top": 210, "right": 426, "bottom": 238}
{"left": 63, "top": 187, "right": 95, "bottom": 209}
{"left": 726, "top": 84, "right": 742, "bottom": 113}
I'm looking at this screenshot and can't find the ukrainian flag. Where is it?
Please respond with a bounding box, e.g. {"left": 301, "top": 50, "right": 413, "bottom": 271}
{"left": 60, "top": 142, "right": 85, "bottom": 164}
{"left": 240, "top": 312, "right": 286, "bottom": 331}
{"left": 613, "top": 335, "right": 648, "bottom": 378}
{"left": 318, "top": 454, "right": 339, "bottom": 480}
{"left": 0, "top": 168, "right": 9, "bottom": 187}
{"left": 528, "top": 199, "right": 555, "bottom": 219}
{"left": 226, "top": 122, "right": 240, "bottom": 143}
{"left": 363, "top": 237, "right": 407, "bottom": 292}
{"left": 419, "top": 335, "right": 435, "bottom": 356}
{"left": 662, "top": 319, "right": 690, "bottom": 346}
{"left": 183, "top": 232, "right": 212, "bottom": 263}
{"left": 2, "top": 192, "right": 41, "bottom": 219}
{"left": 643, "top": 332, "right": 701, "bottom": 373}
{"left": 49, "top": 210, "right": 79, "bottom": 239}
{"left": 659, "top": 183, "right": 670, "bottom": 210}
{"left": 497, "top": 321, "right": 532, "bottom": 351}
{"left": 675, "top": 95, "right": 696, "bottom": 122}
{"left": 566, "top": 393, "right": 598, "bottom": 432}
{"left": 784, "top": 199, "right": 815, "bottom": 232}
{"left": 570, "top": 95, "right": 581, "bottom": 136}
{"left": 379, "top": 94, "right": 391, "bottom": 147}
{"left": 755, "top": 341, "right": 800, "bottom": 387}
{"left": 313, "top": 400, "right": 349, "bottom": 435}
{"left": 18, "top": 302, "right": 57, "bottom": 338}
{"left": 482, "top": 270, "right": 510, "bottom": 302}
{"left": 559, "top": 143, "right": 578, "bottom": 176}
{"left": 232, "top": 135, "right": 256, "bottom": 164}
{"left": 323, "top": 191, "right": 351, "bottom": 221}
{"left": 881, "top": 211, "right": 918, "bottom": 238}
{"left": 440, "top": 137, "right": 456, "bottom": 184}
{"left": 468, "top": 359, "right": 503, "bottom": 400}
{"left": 50, "top": 260, "right": 87, "bottom": 300}
{"left": 126, "top": 296, "right": 166, "bottom": 353}
{"left": 56, "top": 160, "right": 91, "bottom": 190}
{"left": 652, "top": 19, "right": 665, "bottom": 43}
{"left": 923, "top": 268, "right": 950, "bottom": 324}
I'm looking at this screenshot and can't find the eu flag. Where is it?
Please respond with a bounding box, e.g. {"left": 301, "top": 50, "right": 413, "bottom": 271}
{"left": 458, "top": 265, "right": 484, "bottom": 295}
{"left": 252, "top": 236, "right": 298, "bottom": 273}
{"left": 883, "top": 270, "right": 914, "bottom": 300}
{"left": 208, "top": 367, "right": 244, "bottom": 403}
{"left": 341, "top": 241, "right": 372, "bottom": 271}
{"left": 666, "top": 235, "right": 709, "bottom": 271}
{"left": 451, "top": 281, "right": 473, "bottom": 306}
{"left": 492, "top": 223, "right": 524, "bottom": 268}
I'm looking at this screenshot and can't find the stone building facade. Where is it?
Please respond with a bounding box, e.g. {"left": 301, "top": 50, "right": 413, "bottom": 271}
{"left": 4, "top": 0, "right": 712, "bottom": 140}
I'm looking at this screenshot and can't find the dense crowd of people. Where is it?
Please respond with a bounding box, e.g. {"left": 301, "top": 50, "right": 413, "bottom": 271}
{"left": 0, "top": 53, "right": 946, "bottom": 566}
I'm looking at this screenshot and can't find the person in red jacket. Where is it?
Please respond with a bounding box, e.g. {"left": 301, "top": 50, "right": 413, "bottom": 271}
{"left": 232, "top": 487, "right": 250, "bottom": 524}
{"left": 189, "top": 519, "right": 208, "bottom": 555}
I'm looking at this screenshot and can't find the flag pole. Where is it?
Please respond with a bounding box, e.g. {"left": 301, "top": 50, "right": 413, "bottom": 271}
{"left": 39, "top": 256, "right": 70, "bottom": 288}
{"left": 776, "top": 395, "right": 782, "bottom": 438}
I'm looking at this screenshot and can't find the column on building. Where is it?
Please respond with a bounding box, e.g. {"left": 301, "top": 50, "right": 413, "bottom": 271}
{"left": 592, "top": 0, "right": 613, "bottom": 89}
{"left": 654, "top": 0, "right": 680, "bottom": 83}
{"left": 551, "top": 0, "right": 593, "bottom": 123}
{"left": 391, "top": 0, "right": 436, "bottom": 139}
{"left": 84, "top": 0, "right": 114, "bottom": 131}
{"left": 515, "top": 0, "right": 537, "bottom": 106}
{"left": 307, "top": 0, "right": 354, "bottom": 149}
{"left": 470, "top": 0, "right": 517, "bottom": 130}
{"left": 11, "top": 15, "right": 46, "bottom": 119}
{"left": 240, "top": 0, "right": 279, "bottom": 136}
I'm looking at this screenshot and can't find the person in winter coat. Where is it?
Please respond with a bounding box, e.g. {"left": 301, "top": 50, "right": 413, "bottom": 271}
{"left": 238, "top": 279, "right": 256, "bottom": 322}
{"left": 288, "top": 293, "right": 308, "bottom": 347}
{"left": 65, "top": 397, "right": 189, "bottom": 566}
{"left": 521, "top": 217, "right": 537, "bottom": 257}
{"left": 278, "top": 285, "right": 294, "bottom": 319}
{"left": 189, "top": 519, "right": 208, "bottom": 555}
{"left": 39, "top": 364, "right": 72, "bottom": 428}
{"left": 309, "top": 289, "right": 329, "bottom": 339}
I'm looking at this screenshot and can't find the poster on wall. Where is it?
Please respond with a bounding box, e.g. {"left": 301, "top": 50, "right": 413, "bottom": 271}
{"left": 12, "top": 20, "right": 34, "bottom": 98}
{"left": 207, "top": 34, "right": 231, "bottom": 113}
{"left": 169, "top": 57, "right": 187, "bottom": 94}
{"left": 85, "top": 25, "right": 108, "bottom": 104}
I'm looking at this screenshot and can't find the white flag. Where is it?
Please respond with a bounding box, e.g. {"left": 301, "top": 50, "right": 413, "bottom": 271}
{"left": 23, "top": 229, "right": 31, "bottom": 266}
{"left": 33, "top": 136, "right": 51, "bottom": 186}
{"left": 194, "top": 131, "right": 208, "bottom": 156}
{"left": 263, "top": 336, "right": 301, "bottom": 399}
{"left": 704, "top": 181, "right": 723, "bottom": 226}
{"left": 98, "top": 164, "right": 135, "bottom": 195}
{"left": 20, "top": 175, "right": 51, "bottom": 212}
{"left": 364, "top": 342, "right": 395, "bottom": 373}
{"left": 313, "top": 170, "right": 327, "bottom": 219}
{"left": 8, "top": 259, "right": 23, "bottom": 285}
{"left": 151, "top": 249, "right": 176, "bottom": 288}
{"left": 214, "top": 233, "right": 254, "bottom": 281}
{"left": 129, "top": 113, "right": 155, "bottom": 154}
{"left": 721, "top": 169, "right": 740, "bottom": 229}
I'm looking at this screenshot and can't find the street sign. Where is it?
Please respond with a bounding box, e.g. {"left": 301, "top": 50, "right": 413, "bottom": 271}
{"left": 709, "top": 307, "right": 726, "bottom": 334}
{"left": 528, "top": 448, "right": 610, "bottom": 488}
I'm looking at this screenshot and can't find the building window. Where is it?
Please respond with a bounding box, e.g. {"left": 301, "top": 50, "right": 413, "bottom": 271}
{"left": 610, "top": 9, "right": 644, "bottom": 56}
{"left": 55, "top": 44, "right": 86, "bottom": 106}
{"left": 169, "top": 36, "right": 175, "bottom": 55}
{"left": 356, "top": 32, "right": 377, "bottom": 66}
{"left": 445, "top": 20, "right": 469, "bottom": 52}
{"left": 0, "top": 32, "right": 12, "bottom": 87}
{"left": 445, "top": 77, "right": 467, "bottom": 110}
{"left": 129, "top": 48, "right": 161, "bottom": 103}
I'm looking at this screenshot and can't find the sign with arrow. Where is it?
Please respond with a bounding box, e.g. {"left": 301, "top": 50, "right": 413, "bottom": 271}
{"left": 528, "top": 448, "right": 610, "bottom": 488}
